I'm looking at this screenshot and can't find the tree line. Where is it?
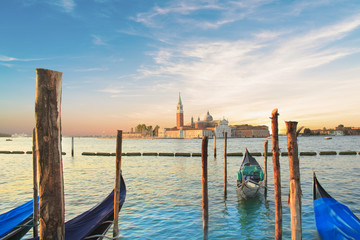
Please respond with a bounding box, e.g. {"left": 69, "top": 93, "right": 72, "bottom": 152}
{"left": 134, "top": 124, "right": 160, "bottom": 137}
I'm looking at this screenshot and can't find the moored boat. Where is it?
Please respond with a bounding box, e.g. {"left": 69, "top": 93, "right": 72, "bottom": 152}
{"left": 313, "top": 172, "right": 360, "bottom": 239}
{"left": 0, "top": 199, "right": 33, "bottom": 240}
{"left": 236, "top": 149, "right": 264, "bottom": 199}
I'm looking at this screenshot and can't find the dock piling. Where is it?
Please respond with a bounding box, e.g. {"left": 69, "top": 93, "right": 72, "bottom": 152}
{"left": 286, "top": 121, "right": 302, "bottom": 239}
{"left": 213, "top": 136, "right": 216, "bottom": 157}
{"left": 35, "top": 68, "right": 65, "bottom": 240}
{"left": 113, "top": 130, "right": 122, "bottom": 237}
{"left": 264, "top": 140, "right": 268, "bottom": 200}
{"left": 32, "top": 128, "right": 39, "bottom": 238}
{"left": 271, "top": 108, "right": 282, "bottom": 240}
{"left": 224, "top": 132, "right": 227, "bottom": 197}
{"left": 71, "top": 136, "right": 74, "bottom": 157}
{"left": 202, "top": 136, "right": 209, "bottom": 239}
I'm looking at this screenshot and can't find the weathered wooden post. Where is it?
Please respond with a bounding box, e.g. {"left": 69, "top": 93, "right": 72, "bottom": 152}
{"left": 32, "top": 128, "right": 39, "bottom": 238}
{"left": 71, "top": 136, "right": 74, "bottom": 157}
{"left": 224, "top": 132, "right": 227, "bottom": 197}
{"left": 113, "top": 130, "right": 122, "bottom": 237}
{"left": 213, "top": 136, "right": 216, "bottom": 157}
{"left": 202, "top": 136, "right": 208, "bottom": 239}
{"left": 35, "top": 68, "right": 64, "bottom": 240}
{"left": 286, "top": 121, "right": 302, "bottom": 239}
{"left": 264, "top": 140, "right": 268, "bottom": 200}
{"left": 271, "top": 108, "right": 282, "bottom": 240}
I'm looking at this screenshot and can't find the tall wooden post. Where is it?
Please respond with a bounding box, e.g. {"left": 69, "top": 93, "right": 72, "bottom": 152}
{"left": 71, "top": 136, "right": 74, "bottom": 157}
{"left": 213, "top": 136, "right": 216, "bottom": 157}
{"left": 113, "top": 130, "right": 123, "bottom": 237}
{"left": 202, "top": 136, "right": 208, "bottom": 239}
{"left": 271, "top": 109, "right": 282, "bottom": 240}
{"left": 264, "top": 140, "right": 268, "bottom": 200}
{"left": 286, "top": 121, "right": 302, "bottom": 239}
{"left": 32, "top": 128, "right": 39, "bottom": 238}
{"left": 224, "top": 132, "right": 227, "bottom": 197}
{"left": 35, "top": 68, "right": 64, "bottom": 240}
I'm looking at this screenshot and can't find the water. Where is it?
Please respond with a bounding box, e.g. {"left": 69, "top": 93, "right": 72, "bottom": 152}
{"left": 1, "top": 136, "right": 359, "bottom": 239}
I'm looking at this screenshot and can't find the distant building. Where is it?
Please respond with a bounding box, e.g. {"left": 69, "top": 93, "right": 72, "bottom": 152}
{"left": 231, "top": 124, "right": 270, "bottom": 138}
{"left": 159, "top": 94, "right": 268, "bottom": 138}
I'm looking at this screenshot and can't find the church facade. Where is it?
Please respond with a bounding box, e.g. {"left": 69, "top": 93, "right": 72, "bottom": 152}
{"left": 158, "top": 94, "right": 232, "bottom": 139}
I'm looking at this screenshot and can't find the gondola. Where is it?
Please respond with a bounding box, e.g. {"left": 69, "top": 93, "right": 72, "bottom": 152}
{"left": 0, "top": 199, "right": 34, "bottom": 240}
{"left": 236, "top": 149, "right": 264, "bottom": 199}
{"left": 313, "top": 172, "right": 360, "bottom": 239}
{"left": 1, "top": 175, "right": 126, "bottom": 240}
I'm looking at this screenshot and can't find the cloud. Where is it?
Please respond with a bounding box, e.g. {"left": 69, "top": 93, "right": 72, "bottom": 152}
{"left": 92, "top": 34, "right": 107, "bottom": 46}
{"left": 0, "top": 55, "right": 19, "bottom": 61}
{"left": 133, "top": 0, "right": 272, "bottom": 29}
{"left": 74, "top": 67, "right": 108, "bottom": 72}
{"left": 136, "top": 14, "right": 360, "bottom": 117}
{"left": 97, "top": 88, "right": 123, "bottom": 94}
{"left": 55, "top": 0, "right": 75, "bottom": 12}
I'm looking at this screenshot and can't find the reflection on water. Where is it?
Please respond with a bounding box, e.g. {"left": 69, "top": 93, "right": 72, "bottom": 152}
{"left": 0, "top": 136, "right": 359, "bottom": 239}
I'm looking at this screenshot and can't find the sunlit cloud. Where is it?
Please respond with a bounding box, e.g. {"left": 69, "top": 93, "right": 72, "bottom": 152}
{"left": 135, "top": 14, "right": 360, "bottom": 123}
{"left": 97, "top": 88, "right": 123, "bottom": 94}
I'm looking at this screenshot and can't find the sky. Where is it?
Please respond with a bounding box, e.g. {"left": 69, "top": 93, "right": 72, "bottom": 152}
{"left": 1, "top": 0, "right": 360, "bottom": 136}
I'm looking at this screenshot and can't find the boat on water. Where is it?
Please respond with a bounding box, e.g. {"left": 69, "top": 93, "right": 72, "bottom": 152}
{"left": 1, "top": 175, "right": 126, "bottom": 240}
{"left": 313, "top": 172, "right": 360, "bottom": 239}
{"left": 324, "top": 137, "right": 332, "bottom": 140}
{"left": 236, "top": 149, "right": 264, "bottom": 199}
{"left": 0, "top": 199, "right": 33, "bottom": 240}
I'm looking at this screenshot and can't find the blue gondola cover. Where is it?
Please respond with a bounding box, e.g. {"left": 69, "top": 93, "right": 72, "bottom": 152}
{"left": 314, "top": 174, "right": 360, "bottom": 239}
{"left": 0, "top": 199, "right": 33, "bottom": 238}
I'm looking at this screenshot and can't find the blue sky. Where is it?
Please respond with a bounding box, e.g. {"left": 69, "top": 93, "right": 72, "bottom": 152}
{"left": 1, "top": 0, "right": 360, "bottom": 135}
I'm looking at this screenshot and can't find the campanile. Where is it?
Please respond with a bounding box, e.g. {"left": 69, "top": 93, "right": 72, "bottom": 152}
{"left": 176, "top": 93, "right": 184, "bottom": 129}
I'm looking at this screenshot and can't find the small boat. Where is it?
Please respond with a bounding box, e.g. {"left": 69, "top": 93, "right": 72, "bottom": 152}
{"left": 0, "top": 199, "right": 34, "bottom": 240}
{"left": 236, "top": 149, "right": 264, "bottom": 199}
{"left": 1, "top": 175, "right": 126, "bottom": 240}
{"left": 313, "top": 172, "right": 360, "bottom": 239}
{"left": 5, "top": 139, "right": 12, "bottom": 141}
{"left": 324, "top": 137, "right": 332, "bottom": 140}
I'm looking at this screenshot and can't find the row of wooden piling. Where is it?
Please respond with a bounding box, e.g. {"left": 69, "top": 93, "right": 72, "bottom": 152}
{"left": 201, "top": 109, "right": 304, "bottom": 240}
{"left": 3, "top": 150, "right": 359, "bottom": 156}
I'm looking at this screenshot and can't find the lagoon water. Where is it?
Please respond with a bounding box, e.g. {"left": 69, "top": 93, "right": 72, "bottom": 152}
{"left": 1, "top": 136, "right": 360, "bottom": 239}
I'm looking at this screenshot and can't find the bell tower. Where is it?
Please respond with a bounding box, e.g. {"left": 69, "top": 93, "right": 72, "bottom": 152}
{"left": 176, "top": 93, "right": 184, "bottom": 129}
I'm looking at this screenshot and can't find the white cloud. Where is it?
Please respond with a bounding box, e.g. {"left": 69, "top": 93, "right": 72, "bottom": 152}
{"left": 135, "top": 14, "right": 360, "bottom": 120}
{"left": 0, "top": 55, "right": 18, "bottom": 61}
{"left": 55, "top": 0, "right": 75, "bottom": 12}
{"left": 97, "top": 88, "right": 123, "bottom": 94}
{"left": 74, "top": 67, "right": 108, "bottom": 72}
{"left": 92, "top": 34, "right": 107, "bottom": 46}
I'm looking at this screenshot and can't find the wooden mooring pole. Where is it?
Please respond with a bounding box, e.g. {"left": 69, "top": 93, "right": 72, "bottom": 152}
{"left": 224, "top": 132, "right": 227, "bottom": 197}
{"left": 202, "top": 136, "right": 209, "bottom": 239}
{"left": 264, "top": 140, "right": 268, "bottom": 200}
{"left": 32, "top": 128, "right": 39, "bottom": 238}
{"left": 113, "top": 130, "right": 123, "bottom": 238}
{"left": 71, "top": 136, "right": 74, "bottom": 157}
{"left": 286, "top": 121, "right": 302, "bottom": 239}
{"left": 213, "top": 136, "right": 216, "bottom": 157}
{"left": 271, "top": 109, "right": 282, "bottom": 240}
{"left": 35, "top": 68, "right": 64, "bottom": 240}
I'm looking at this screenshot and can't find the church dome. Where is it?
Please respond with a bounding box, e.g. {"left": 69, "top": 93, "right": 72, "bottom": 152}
{"left": 204, "top": 111, "right": 213, "bottom": 122}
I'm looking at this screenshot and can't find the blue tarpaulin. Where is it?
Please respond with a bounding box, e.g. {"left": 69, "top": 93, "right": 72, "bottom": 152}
{"left": 0, "top": 199, "right": 33, "bottom": 238}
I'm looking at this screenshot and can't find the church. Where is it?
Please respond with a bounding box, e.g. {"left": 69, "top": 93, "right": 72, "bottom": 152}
{"left": 158, "top": 94, "right": 232, "bottom": 139}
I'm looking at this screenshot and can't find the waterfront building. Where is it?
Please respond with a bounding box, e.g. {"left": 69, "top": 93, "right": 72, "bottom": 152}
{"left": 159, "top": 94, "right": 231, "bottom": 138}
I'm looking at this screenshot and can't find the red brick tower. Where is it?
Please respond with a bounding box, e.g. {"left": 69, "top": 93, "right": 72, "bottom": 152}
{"left": 177, "top": 93, "right": 184, "bottom": 129}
